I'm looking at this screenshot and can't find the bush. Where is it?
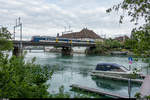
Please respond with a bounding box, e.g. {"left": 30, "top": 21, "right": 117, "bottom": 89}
{"left": 0, "top": 52, "right": 53, "bottom": 98}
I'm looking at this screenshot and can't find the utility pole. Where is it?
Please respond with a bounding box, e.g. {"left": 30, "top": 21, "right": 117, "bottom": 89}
{"left": 104, "top": 34, "right": 106, "bottom": 39}
{"left": 19, "top": 17, "right": 23, "bottom": 52}
{"left": 64, "top": 26, "right": 66, "bottom": 33}
{"left": 13, "top": 26, "right": 15, "bottom": 40}
{"left": 14, "top": 17, "right": 23, "bottom": 56}
{"left": 69, "top": 25, "right": 71, "bottom": 32}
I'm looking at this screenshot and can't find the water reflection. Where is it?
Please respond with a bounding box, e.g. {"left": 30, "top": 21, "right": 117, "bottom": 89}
{"left": 91, "top": 76, "right": 141, "bottom": 91}
{"left": 78, "top": 68, "right": 90, "bottom": 77}
{"left": 92, "top": 76, "right": 122, "bottom": 90}
{"left": 56, "top": 55, "right": 74, "bottom": 59}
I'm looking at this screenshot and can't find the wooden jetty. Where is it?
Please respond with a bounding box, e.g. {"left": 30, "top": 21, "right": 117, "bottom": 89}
{"left": 70, "top": 84, "right": 128, "bottom": 98}
{"left": 140, "top": 75, "right": 150, "bottom": 98}
{"left": 91, "top": 73, "right": 143, "bottom": 84}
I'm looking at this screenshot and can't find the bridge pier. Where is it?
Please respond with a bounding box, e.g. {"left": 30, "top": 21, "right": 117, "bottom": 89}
{"left": 61, "top": 46, "right": 73, "bottom": 56}
{"left": 85, "top": 46, "right": 96, "bottom": 55}
{"left": 13, "top": 46, "right": 23, "bottom": 57}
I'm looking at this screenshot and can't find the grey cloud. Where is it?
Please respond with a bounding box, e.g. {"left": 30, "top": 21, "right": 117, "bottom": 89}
{"left": 0, "top": 0, "right": 138, "bottom": 40}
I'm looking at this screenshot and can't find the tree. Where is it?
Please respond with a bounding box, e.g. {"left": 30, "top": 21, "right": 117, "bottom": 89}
{"left": 0, "top": 54, "right": 53, "bottom": 98}
{"left": 106, "top": 0, "right": 150, "bottom": 56}
{"left": 0, "top": 27, "right": 13, "bottom": 51}
{"left": 95, "top": 41, "right": 106, "bottom": 54}
{"left": 131, "top": 25, "right": 150, "bottom": 57}
{"left": 0, "top": 27, "right": 53, "bottom": 98}
{"left": 106, "top": 0, "right": 150, "bottom": 25}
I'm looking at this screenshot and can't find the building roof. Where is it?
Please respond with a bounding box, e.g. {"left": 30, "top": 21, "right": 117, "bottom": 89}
{"left": 114, "top": 35, "right": 129, "bottom": 42}
{"left": 59, "top": 28, "right": 102, "bottom": 39}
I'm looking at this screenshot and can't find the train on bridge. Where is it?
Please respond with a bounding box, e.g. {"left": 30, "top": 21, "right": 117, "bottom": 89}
{"left": 31, "top": 36, "right": 95, "bottom": 43}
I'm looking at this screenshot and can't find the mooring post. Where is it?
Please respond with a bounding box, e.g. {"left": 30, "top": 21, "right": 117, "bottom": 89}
{"left": 128, "top": 78, "right": 131, "bottom": 98}
{"left": 147, "top": 64, "right": 149, "bottom": 75}
{"left": 128, "top": 64, "right": 132, "bottom": 98}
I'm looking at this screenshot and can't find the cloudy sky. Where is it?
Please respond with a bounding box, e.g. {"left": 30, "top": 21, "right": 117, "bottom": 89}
{"left": 0, "top": 0, "right": 139, "bottom": 40}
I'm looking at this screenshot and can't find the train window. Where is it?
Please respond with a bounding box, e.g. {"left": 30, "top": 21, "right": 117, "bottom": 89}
{"left": 106, "top": 65, "right": 111, "bottom": 68}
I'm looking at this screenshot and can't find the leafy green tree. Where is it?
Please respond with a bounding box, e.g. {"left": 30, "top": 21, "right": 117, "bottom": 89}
{"left": 94, "top": 41, "right": 107, "bottom": 54}
{"left": 106, "top": 0, "right": 150, "bottom": 25}
{"left": 0, "top": 27, "right": 13, "bottom": 51}
{"left": 124, "top": 39, "right": 137, "bottom": 50}
{"left": 0, "top": 54, "right": 53, "bottom": 98}
{"left": 106, "top": 0, "right": 150, "bottom": 56}
{"left": 104, "top": 39, "right": 112, "bottom": 49}
{"left": 103, "top": 39, "right": 122, "bottom": 50}
{"left": 0, "top": 27, "right": 53, "bottom": 98}
{"left": 132, "top": 25, "right": 150, "bottom": 57}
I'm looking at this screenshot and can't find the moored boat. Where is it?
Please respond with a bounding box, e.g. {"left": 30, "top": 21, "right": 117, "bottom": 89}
{"left": 91, "top": 63, "right": 144, "bottom": 79}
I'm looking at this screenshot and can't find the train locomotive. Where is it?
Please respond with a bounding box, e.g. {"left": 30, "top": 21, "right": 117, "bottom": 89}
{"left": 31, "top": 36, "right": 95, "bottom": 43}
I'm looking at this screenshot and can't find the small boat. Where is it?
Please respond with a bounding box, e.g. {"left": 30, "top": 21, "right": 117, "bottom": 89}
{"left": 91, "top": 63, "right": 143, "bottom": 79}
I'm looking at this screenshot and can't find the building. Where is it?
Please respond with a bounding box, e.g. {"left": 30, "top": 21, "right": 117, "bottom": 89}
{"left": 114, "top": 35, "right": 129, "bottom": 42}
{"left": 59, "top": 28, "right": 103, "bottom": 42}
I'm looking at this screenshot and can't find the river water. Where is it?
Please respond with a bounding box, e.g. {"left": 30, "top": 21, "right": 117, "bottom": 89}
{"left": 24, "top": 50, "right": 149, "bottom": 98}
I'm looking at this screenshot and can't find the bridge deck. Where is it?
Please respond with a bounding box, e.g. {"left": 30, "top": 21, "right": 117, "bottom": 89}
{"left": 13, "top": 40, "right": 96, "bottom": 47}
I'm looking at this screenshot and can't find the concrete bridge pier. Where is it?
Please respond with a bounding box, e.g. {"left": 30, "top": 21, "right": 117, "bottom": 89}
{"left": 13, "top": 46, "right": 23, "bottom": 57}
{"left": 85, "top": 46, "right": 96, "bottom": 55}
{"left": 61, "top": 46, "right": 73, "bottom": 56}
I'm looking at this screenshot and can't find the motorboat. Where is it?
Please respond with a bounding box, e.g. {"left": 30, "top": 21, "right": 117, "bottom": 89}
{"left": 91, "top": 63, "right": 144, "bottom": 79}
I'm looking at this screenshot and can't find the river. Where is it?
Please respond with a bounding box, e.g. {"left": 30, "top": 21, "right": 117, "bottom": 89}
{"left": 24, "top": 50, "right": 149, "bottom": 98}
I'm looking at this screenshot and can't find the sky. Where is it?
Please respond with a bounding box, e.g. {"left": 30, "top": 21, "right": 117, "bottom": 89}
{"left": 0, "top": 0, "right": 140, "bottom": 40}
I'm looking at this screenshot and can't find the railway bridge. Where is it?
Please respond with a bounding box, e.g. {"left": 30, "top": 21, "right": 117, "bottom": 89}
{"left": 12, "top": 40, "right": 96, "bottom": 56}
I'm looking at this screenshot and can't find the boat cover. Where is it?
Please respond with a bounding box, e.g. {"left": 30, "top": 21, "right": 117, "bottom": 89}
{"left": 95, "top": 63, "right": 122, "bottom": 71}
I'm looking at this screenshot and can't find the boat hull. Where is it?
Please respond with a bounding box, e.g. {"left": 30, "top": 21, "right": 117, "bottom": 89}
{"left": 91, "top": 70, "right": 143, "bottom": 79}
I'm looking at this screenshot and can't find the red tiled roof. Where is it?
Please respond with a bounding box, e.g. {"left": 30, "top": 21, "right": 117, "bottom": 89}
{"left": 59, "top": 28, "right": 102, "bottom": 39}
{"left": 114, "top": 35, "right": 129, "bottom": 41}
